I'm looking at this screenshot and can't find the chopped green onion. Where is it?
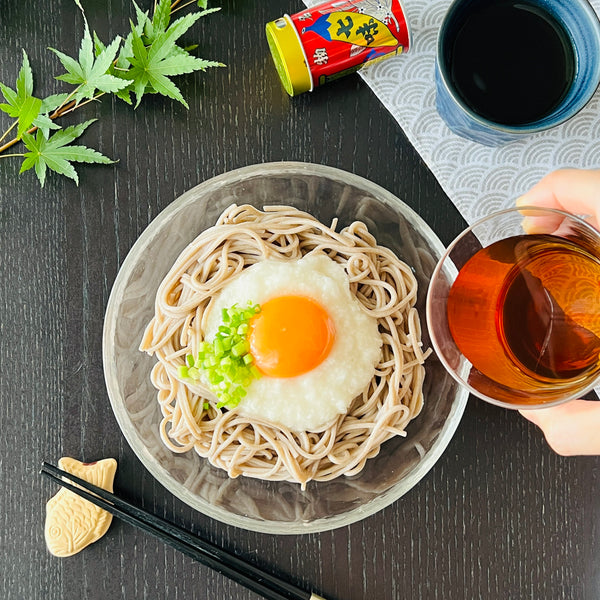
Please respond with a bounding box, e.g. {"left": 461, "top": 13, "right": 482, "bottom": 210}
{"left": 202, "top": 355, "right": 217, "bottom": 368}
{"left": 213, "top": 338, "right": 224, "bottom": 357}
{"left": 231, "top": 340, "right": 248, "bottom": 357}
{"left": 178, "top": 302, "right": 261, "bottom": 409}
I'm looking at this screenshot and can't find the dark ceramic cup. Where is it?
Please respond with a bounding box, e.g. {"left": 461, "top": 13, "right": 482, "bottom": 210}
{"left": 435, "top": 0, "right": 600, "bottom": 146}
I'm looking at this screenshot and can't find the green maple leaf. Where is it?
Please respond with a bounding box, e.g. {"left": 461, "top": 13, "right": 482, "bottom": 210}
{"left": 0, "top": 51, "right": 43, "bottom": 139}
{"left": 137, "top": 0, "right": 169, "bottom": 45}
{"left": 125, "top": 11, "right": 223, "bottom": 108}
{"left": 40, "top": 93, "right": 70, "bottom": 113}
{"left": 50, "top": 24, "right": 129, "bottom": 103}
{"left": 108, "top": 2, "right": 150, "bottom": 105}
{"left": 32, "top": 93, "right": 70, "bottom": 137}
{"left": 153, "top": 0, "right": 172, "bottom": 35}
{"left": 20, "top": 119, "right": 113, "bottom": 187}
{"left": 31, "top": 113, "right": 58, "bottom": 138}
{"left": 110, "top": 1, "right": 221, "bottom": 106}
{"left": 0, "top": 53, "right": 71, "bottom": 139}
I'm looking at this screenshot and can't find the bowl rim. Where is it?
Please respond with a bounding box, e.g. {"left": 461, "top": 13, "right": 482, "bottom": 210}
{"left": 102, "top": 161, "right": 469, "bottom": 534}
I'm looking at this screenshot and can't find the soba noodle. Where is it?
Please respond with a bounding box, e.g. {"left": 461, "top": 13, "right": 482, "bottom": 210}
{"left": 140, "top": 204, "right": 429, "bottom": 488}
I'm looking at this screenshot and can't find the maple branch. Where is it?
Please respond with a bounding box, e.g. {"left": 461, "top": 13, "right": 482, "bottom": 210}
{"left": 0, "top": 121, "right": 18, "bottom": 145}
{"left": 0, "top": 133, "right": 26, "bottom": 154}
{"left": 171, "top": 0, "right": 196, "bottom": 14}
{"left": 58, "top": 93, "right": 104, "bottom": 117}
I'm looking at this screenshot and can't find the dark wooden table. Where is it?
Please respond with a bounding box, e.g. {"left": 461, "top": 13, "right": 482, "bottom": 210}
{"left": 1, "top": 1, "right": 598, "bottom": 599}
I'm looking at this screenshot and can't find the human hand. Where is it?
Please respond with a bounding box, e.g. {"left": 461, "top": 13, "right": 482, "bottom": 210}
{"left": 516, "top": 167, "right": 600, "bottom": 231}
{"left": 519, "top": 401, "right": 600, "bottom": 456}
{"left": 516, "top": 168, "right": 600, "bottom": 457}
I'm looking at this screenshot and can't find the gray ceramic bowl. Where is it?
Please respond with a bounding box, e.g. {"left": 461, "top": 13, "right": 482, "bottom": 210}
{"left": 103, "top": 162, "right": 467, "bottom": 534}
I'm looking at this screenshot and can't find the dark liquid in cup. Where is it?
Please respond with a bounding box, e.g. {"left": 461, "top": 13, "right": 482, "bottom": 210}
{"left": 447, "top": 235, "right": 600, "bottom": 398}
{"left": 446, "top": 0, "right": 576, "bottom": 125}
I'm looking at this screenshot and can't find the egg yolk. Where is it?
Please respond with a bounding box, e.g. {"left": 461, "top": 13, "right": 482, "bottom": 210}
{"left": 248, "top": 295, "right": 335, "bottom": 378}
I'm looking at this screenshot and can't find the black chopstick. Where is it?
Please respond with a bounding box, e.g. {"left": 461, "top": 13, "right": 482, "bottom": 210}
{"left": 40, "top": 462, "right": 324, "bottom": 600}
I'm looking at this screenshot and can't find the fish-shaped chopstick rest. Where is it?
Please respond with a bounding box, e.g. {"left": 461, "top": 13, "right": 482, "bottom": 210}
{"left": 44, "top": 457, "right": 117, "bottom": 557}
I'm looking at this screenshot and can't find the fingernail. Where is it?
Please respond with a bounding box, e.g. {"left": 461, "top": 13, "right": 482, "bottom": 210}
{"left": 515, "top": 195, "right": 528, "bottom": 207}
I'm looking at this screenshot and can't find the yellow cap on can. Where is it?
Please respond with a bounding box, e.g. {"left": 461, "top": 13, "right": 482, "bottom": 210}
{"left": 265, "top": 16, "right": 312, "bottom": 96}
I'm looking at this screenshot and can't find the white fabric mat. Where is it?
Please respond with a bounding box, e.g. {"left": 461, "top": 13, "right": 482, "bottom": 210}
{"left": 304, "top": 0, "right": 600, "bottom": 224}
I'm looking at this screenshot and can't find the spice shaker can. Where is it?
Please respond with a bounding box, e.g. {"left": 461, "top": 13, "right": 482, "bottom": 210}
{"left": 266, "top": 0, "right": 411, "bottom": 96}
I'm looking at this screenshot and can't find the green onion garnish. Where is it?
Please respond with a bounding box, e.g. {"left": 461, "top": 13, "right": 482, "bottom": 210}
{"left": 178, "top": 302, "right": 261, "bottom": 409}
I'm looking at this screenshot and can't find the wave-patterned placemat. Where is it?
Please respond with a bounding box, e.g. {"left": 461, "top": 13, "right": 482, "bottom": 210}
{"left": 304, "top": 0, "right": 600, "bottom": 225}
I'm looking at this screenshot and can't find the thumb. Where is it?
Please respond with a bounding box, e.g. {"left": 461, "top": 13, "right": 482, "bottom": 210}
{"left": 516, "top": 169, "right": 600, "bottom": 230}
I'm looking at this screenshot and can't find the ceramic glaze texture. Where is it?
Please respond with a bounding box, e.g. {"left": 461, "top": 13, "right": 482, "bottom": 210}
{"left": 434, "top": 0, "right": 600, "bottom": 146}
{"left": 434, "top": 65, "right": 517, "bottom": 146}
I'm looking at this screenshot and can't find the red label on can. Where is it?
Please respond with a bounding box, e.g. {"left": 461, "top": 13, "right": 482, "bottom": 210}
{"left": 290, "top": 0, "right": 410, "bottom": 89}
